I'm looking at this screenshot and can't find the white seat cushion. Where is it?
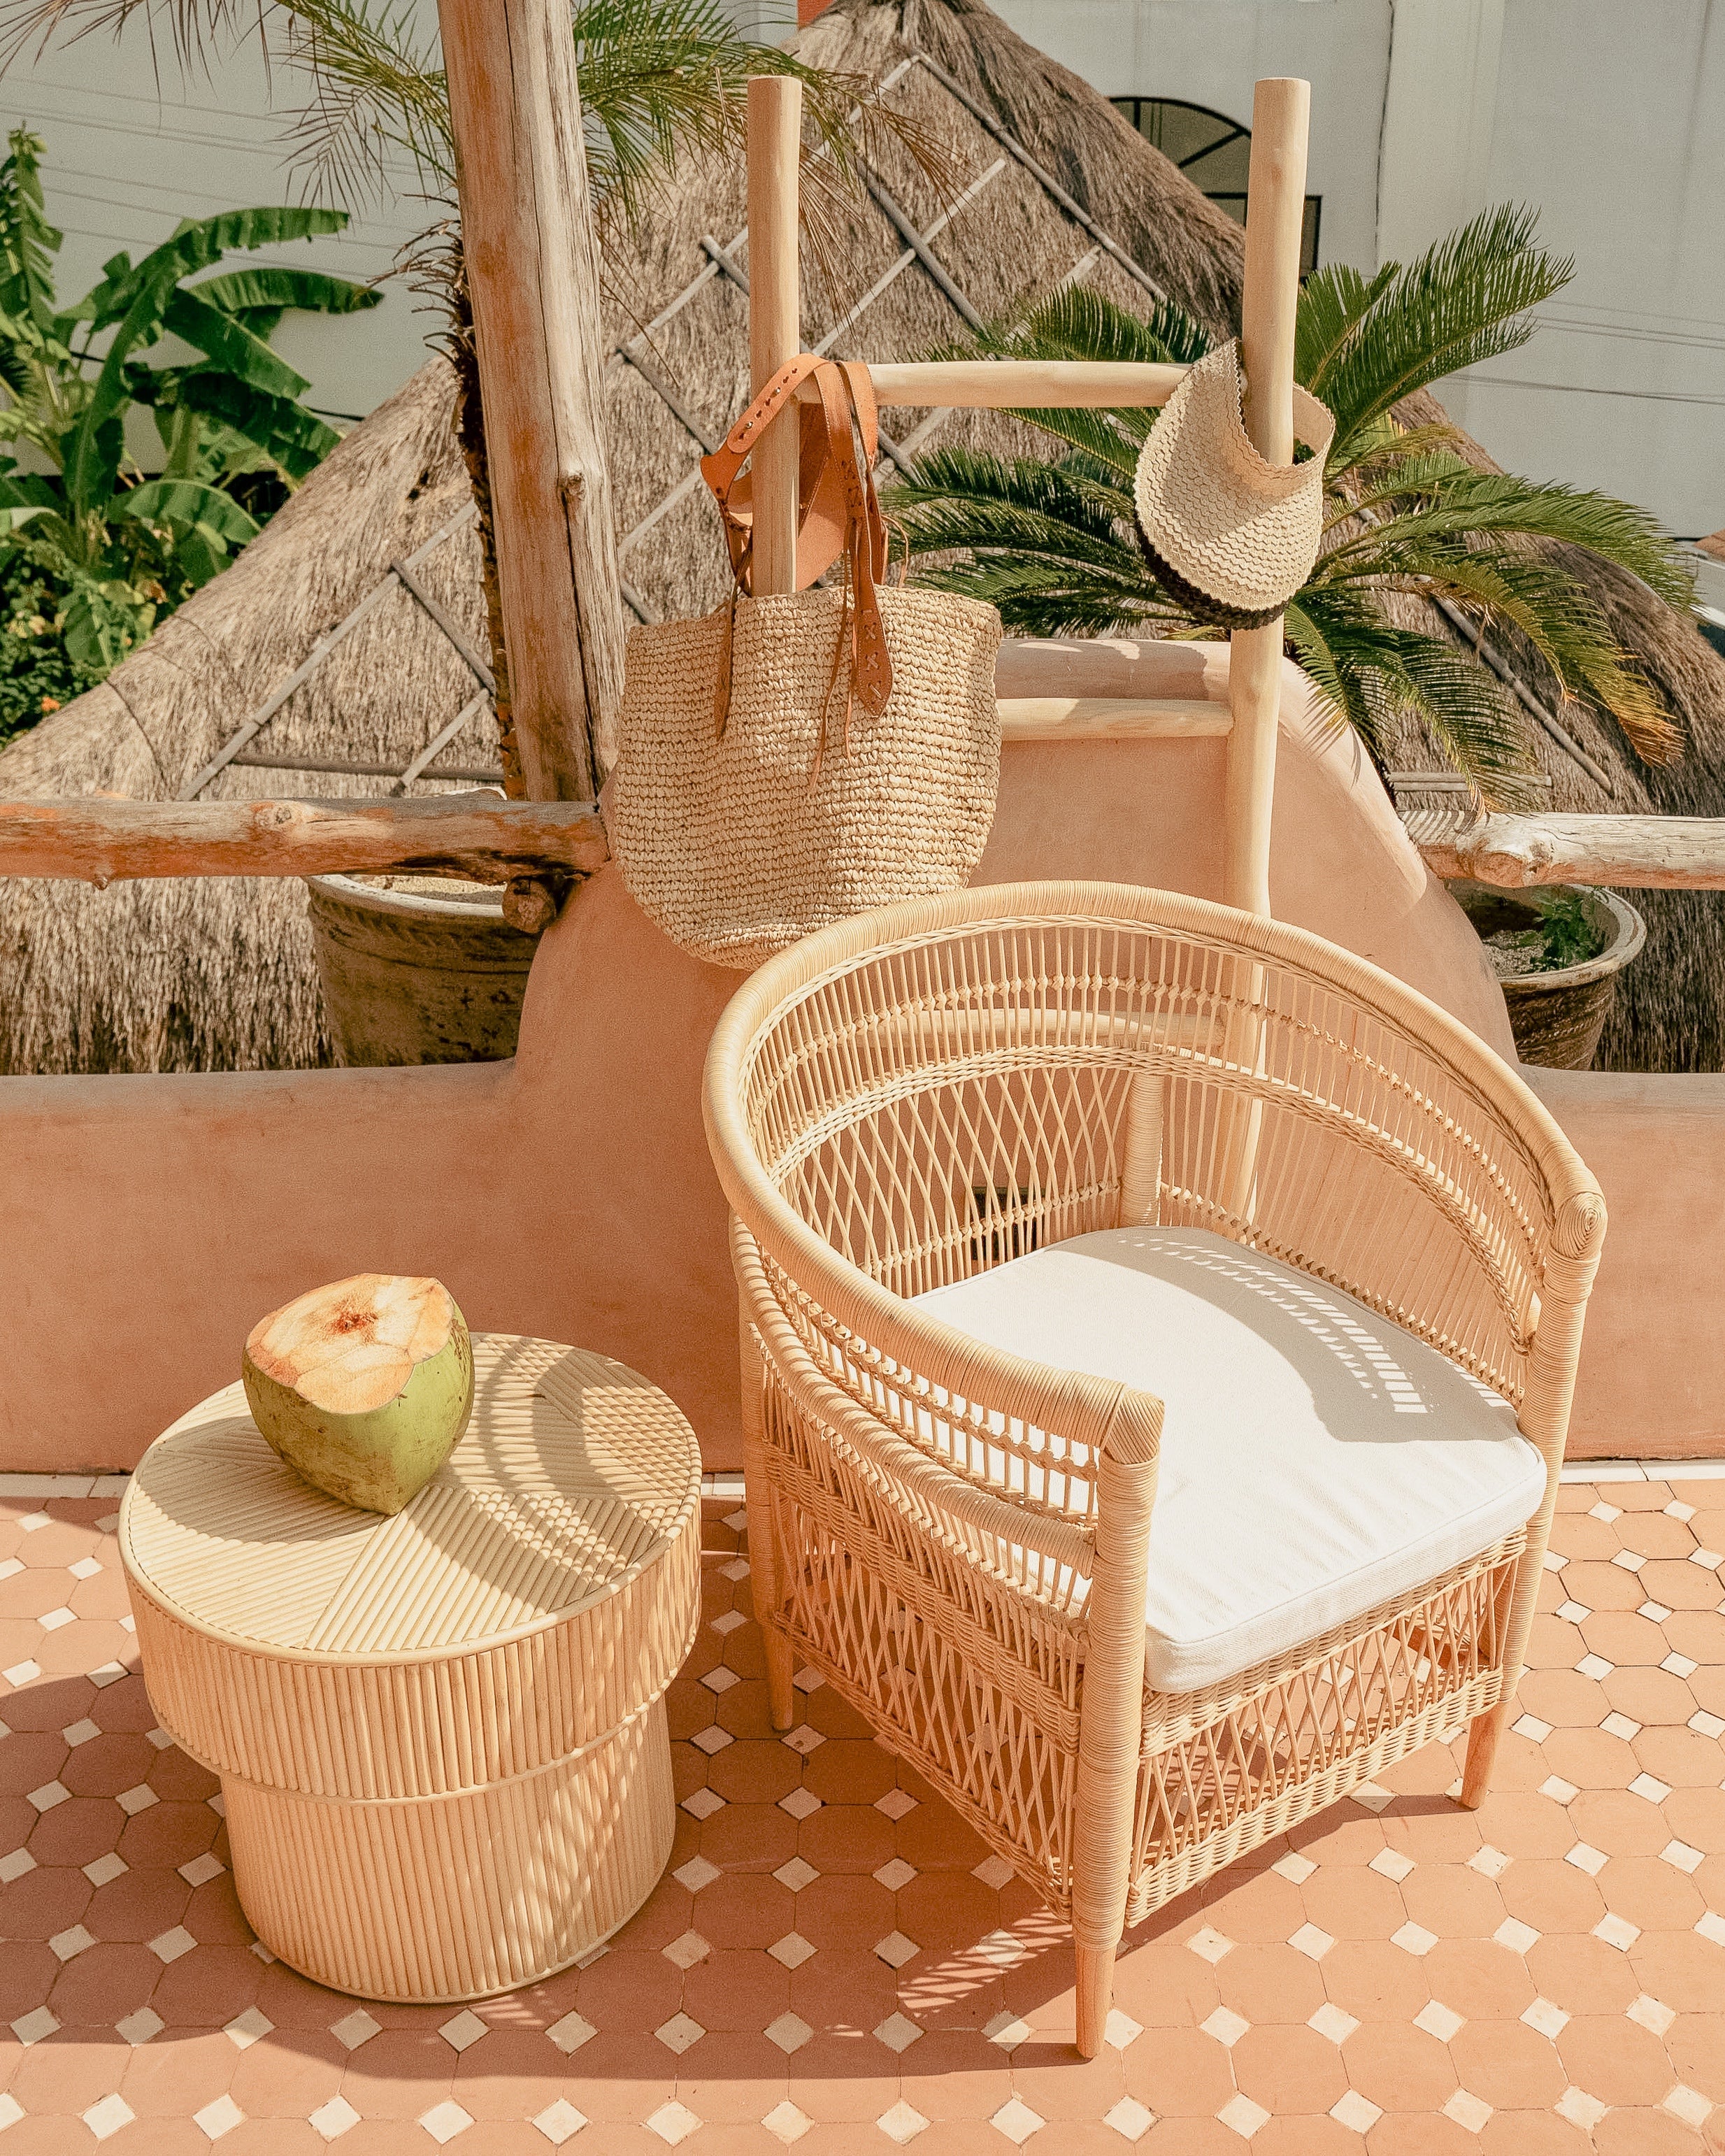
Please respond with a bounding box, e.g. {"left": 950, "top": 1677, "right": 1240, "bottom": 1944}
{"left": 914, "top": 1227, "right": 1544, "bottom": 1694}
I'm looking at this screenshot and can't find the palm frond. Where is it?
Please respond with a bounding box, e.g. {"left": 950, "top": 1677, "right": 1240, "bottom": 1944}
{"left": 1292, "top": 260, "right": 1394, "bottom": 397}
{"left": 1313, "top": 206, "right": 1573, "bottom": 478}
{"left": 1288, "top": 585, "right": 1543, "bottom": 807}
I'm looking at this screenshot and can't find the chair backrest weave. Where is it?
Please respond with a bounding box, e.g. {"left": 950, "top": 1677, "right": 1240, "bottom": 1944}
{"left": 707, "top": 884, "right": 1603, "bottom": 1529}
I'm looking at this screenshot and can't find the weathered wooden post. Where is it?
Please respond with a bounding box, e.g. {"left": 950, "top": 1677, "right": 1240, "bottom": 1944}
{"left": 747, "top": 76, "right": 805, "bottom": 597}
{"left": 436, "top": 0, "right": 629, "bottom": 803}
{"left": 1224, "top": 77, "right": 1310, "bottom": 917}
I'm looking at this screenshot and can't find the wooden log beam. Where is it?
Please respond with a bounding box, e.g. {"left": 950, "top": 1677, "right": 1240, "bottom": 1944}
{"left": 1419, "top": 814, "right": 1725, "bottom": 890}
{"left": 808, "top": 360, "right": 1189, "bottom": 409}
{"left": 0, "top": 798, "right": 610, "bottom": 888}
{"left": 437, "top": 0, "right": 627, "bottom": 793}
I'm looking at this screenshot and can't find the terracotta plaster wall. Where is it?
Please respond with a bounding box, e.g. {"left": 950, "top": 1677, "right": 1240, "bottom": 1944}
{"left": 0, "top": 650, "right": 1701, "bottom": 1472}
{"left": 1526, "top": 1068, "right": 1725, "bottom": 1459}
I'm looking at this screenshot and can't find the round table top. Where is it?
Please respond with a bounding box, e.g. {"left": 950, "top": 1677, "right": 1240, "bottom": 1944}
{"left": 120, "top": 1336, "right": 702, "bottom": 1664}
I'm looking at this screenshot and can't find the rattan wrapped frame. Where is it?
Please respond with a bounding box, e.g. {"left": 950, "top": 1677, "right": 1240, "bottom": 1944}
{"left": 703, "top": 881, "right": 1605, "bottom": 2057}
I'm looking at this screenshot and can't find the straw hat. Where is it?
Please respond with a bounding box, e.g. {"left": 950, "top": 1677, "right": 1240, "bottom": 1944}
{"left": 1133, "top": 341, "right": 1335, "bottom": 629}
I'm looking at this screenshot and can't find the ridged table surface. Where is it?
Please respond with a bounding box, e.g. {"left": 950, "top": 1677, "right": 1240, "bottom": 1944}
{"left": 121, "top": 1336, "right": 701, "bottom": 1659}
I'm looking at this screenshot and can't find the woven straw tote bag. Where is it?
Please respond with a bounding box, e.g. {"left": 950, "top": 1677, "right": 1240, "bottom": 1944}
{"left": 609, "top": 355, "right": 1002, "bottom": 970}
{"left": 1133, "top": 339, "right": 1335, "bottom": 629}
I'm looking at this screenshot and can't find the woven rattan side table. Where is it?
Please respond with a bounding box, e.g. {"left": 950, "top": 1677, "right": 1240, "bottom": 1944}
{"left": 119, "top": 1335, "right": 701, "bottom": 2003}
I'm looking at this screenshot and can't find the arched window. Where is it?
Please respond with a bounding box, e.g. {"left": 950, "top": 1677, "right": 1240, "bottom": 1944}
{"left": 1112, "top": 97, "right": 1322, "bottom": 275}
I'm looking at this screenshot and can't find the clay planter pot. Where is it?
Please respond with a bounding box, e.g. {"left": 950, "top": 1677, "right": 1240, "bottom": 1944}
{"left": 1450, "top": 880, "right": 1646, "bottom": 1070}
{"left": 307, "top": 875, "right": 541, "bottom": 1066}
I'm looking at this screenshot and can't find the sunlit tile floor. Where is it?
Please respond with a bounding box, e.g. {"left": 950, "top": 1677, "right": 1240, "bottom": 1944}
{"left": 2, "top": 1475, "right": 1724, "bottom": 2152}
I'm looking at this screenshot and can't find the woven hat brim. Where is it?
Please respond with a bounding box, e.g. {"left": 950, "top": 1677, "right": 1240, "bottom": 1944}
{"left": 1133, "top": 527, "right": 1296, "bottom": 631}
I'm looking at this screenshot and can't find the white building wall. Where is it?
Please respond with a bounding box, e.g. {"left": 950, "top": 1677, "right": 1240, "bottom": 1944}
{"left": 996, "top": 0, "right": 1725, "bottom": 537}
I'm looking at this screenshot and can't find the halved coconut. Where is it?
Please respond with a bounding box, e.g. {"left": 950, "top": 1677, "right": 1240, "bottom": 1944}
{"left": 242, "top": 1275, "right": 474, "bottom": 1515}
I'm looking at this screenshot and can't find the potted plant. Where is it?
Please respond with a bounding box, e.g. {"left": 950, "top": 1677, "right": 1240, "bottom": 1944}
{"left": 1447, "top": 882, "right": 1645, "bottom": 1069}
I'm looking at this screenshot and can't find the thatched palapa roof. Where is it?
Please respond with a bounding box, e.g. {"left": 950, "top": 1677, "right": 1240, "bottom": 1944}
{"left": 4, "top": 0, "right": 1723, "bottom": 1073}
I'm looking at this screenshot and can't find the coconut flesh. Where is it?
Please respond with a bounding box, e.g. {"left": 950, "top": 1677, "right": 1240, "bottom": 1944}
{"left": 242, "top": 1274, "right": 475, "bottom": 1515}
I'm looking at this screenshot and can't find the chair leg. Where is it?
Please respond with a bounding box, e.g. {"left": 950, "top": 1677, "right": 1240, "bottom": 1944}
{"left": 1459, "top": 1701, "right": 1505, "bottom": 1809}
{"left": 764, "top": 1629, "right": 796, "bottom": 1732}
{"left": 1075, "top": 1942, "right": 1117, "bottom": 2059}
{"left": 736, "top": 1276, "right": 796, "bottom": 1732}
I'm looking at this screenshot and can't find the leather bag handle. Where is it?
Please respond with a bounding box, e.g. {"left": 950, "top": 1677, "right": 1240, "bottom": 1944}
{"left": 700, "top": 355, "right": 894, "bottom": 756}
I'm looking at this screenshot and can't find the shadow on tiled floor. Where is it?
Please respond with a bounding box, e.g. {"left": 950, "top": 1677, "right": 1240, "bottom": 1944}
{"left": 2, "top": 1480, "right": 1723, "bottom": 2152}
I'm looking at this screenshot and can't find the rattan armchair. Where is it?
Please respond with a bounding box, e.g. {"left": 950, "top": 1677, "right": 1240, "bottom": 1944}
{"left": 702, "top": 882, "right": 1605, "bottom": 2057}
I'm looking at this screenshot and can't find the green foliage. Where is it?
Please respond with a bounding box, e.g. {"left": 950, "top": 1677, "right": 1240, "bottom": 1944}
{"left": 0, "top": 543, "right": 81, "bottom": 743}
{"left": 884, "top": 213, "right": 1696, "bottom": 806}
{"left": 0, "top": 127, "right": 381, "bottom": 711}
{"left": 1531, "top": 889, "right": 1605, "bottom": 971}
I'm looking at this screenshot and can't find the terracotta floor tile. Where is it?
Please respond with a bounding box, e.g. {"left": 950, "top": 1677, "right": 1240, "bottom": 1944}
{"left": 796, "top": 1804, "right": 896, "bottom": 1876}
{"left": 801, "top": 1740, "right": 897, "bottom": 1808}
{"left": 706, "top": 1739, "right": 800, "bottom": 1808}
{"left": 674, "top": 1868, "right": 792, "bottom": 1950}
{"left": 1558, "top": 1560, "right": 1648, "bottom": 1613}
{"left": 1598, "top": 1853, "right": 1705, "bottom": 1932}
{"left": 226, "top": 2030, "right": 347, "bottom": 2118}
{"left": 1605, "top": 1669, "right": 1701, "bottom": 1734}
{"left": 1477, "top": 2108, "right": 1595, "bottom": 2153}
{"left": 1400, "top": 1864, "right": 1508, "bottom": 1940}
{"left": 890, "top": 1799, "right": 991, "bottom": 1873}
{"left": 1448, "top": 2016, "right": 1568, "bottom": 2108}
{"left": 571, "top": 1947, "right": 684, "bottom": 2034}
{"left": 1229, "top": 2022, "right": 1350, "bottom": 2113}
{"left": 1119, "top": 2022, "right": 1236, "bottom": 2115}
{"left": 1549, "top": 1516, "right": 1621, "bottom": 1562}
{"left": 117, "top": 2029, "right": 239, "bottom": 2115}
{"left": 1615, "top": 1514, "right": 1698, "bottom": 1561}
{"left": 1519, "top": 1668, "right": 1612, "bottom": 1729}
{"left": 1109, "top": 1938, "right": 1222, "bottom": 2029}
{"left": 1204, "top": 1866, "right": 1308, "bottom": 1942}
{"left": 678, "top": 1946, "right": 792, "bottom": 2032}
{"left": 1497, "top": 1857, "right": 1607, "bottom": 1936}
{"left": 1629, "top": 1927, "right": 1725, "bottom": 2013}
{"left": 24, "top": 1792, "right": 129, "bottom": 1869}
{"left": 1593, "top": 2106, "right": 1709, "bottom": 2156}
{"left": 7, "top": 2031, "right": 134, "bottom": 2117}
{"left": 1640, "top": 1559, "right": 1724, "bottom": 1611}
{"left": 1524, "top": 1933, "right": 1640, "bottom": 2015}
{"left": 81, "top": 1866, "right": 187, "bottom": 1946}
{"left": 1418, "top": 1937, "right": 1536, "bottom": 2021}
{"left": 1298, "top": 1865, "right": 1407, "bottom": 1941}
{"left": 894, "top": 1869, "right": 997, "bottom": 1953}
{"left": 45, "top": 1938, "right": 162, "bottom": 2022}
{"left": 149, "top": 1942, "right": 266, "bottom": 2029}
{"left": 698, "top": 1800, "right": 797, "bottom": 1872}
{"left": 794, "top": 1873, "right": 894, "bottom": 1950}
{"left": 1003, "top": 2044, "right": 1126, "bottom": 2121}
{"left": 1466, "top": 1791, "right": 1578, "bottom": 1860}
{"left": 1339, "top": 2021, "right": 1459, "bottom": 2110}
{"left": 1284, "top": 1808, "right": 1388, "bottom": 1868}
{"left": 1556, "top": 2011, "right": 1681, "bottom": 2106}
{"left": 1668, "top": 2011, "right": 1725, "bottom": 2103}
{"left": 115, "top": 1799, "right": 219, "bottom": 1871}
{"left": 1662, "top": 1785, "right": 1725, "bottom": 1852}
{"left": 1248, "top": 2118, "right": 1363, "bottom": 2155}
{"left": 1663, "top": 1608, "right": 1725, "bottom": 1663}
{"left": 1540, "top": 1725, "right": 1640, "bottom": 1790}
{"left": 1318, "top": 1938, "right": 1434, "bottom": 2022}
{"left": 1635, "top": 1725, "right": 1725, "bottom": 1786}
{"left": 1568, "top": 1787, "right": 1680, "bottom": 1857}
{"left": 1212, "top": 1940, "right": 1327, "bottom": 2025}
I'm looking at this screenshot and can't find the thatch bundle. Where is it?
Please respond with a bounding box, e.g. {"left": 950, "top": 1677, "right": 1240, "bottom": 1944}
{"left": 0, "top": 361, "right": 484, "bottom": 1071}
{"left": 5, "top": 0, "right": 1722, "bottom": 1073}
